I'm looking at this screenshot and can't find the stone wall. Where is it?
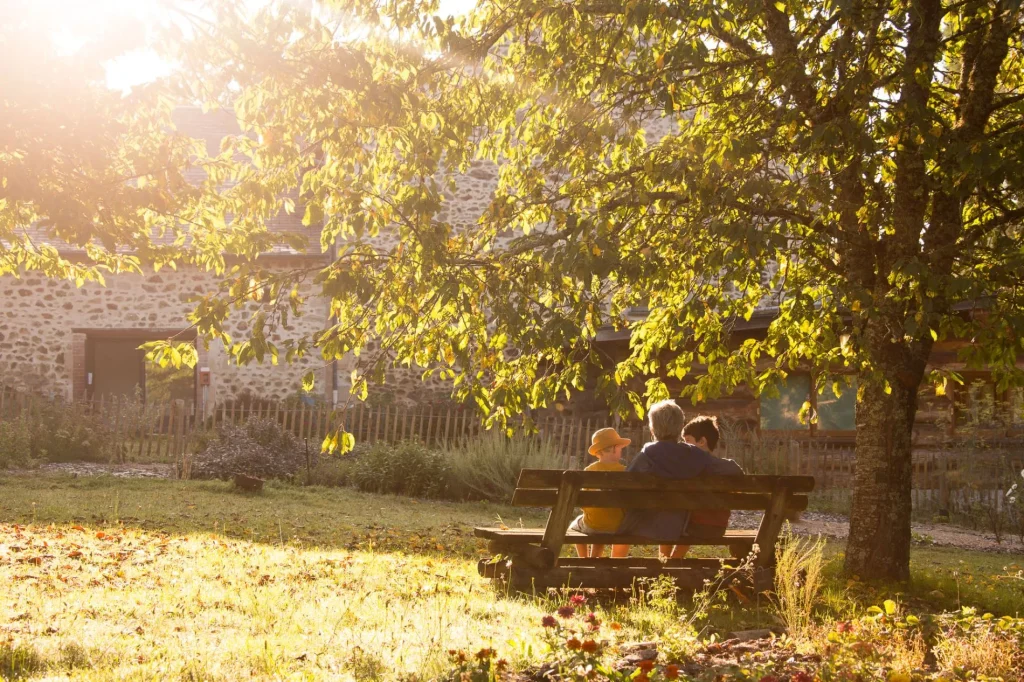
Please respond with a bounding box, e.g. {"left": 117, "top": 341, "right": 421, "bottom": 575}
{"left": 0, "top": 260, "right": 331, "bottom": 406}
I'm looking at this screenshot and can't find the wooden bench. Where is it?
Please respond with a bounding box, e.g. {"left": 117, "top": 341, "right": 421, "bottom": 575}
{"left": 475, "top": 469, "right": 815, "bottom": 591}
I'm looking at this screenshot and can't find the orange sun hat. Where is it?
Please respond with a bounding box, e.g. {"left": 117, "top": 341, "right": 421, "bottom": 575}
{"left": 588, "top": 427, "right": 631, "bottom": 456}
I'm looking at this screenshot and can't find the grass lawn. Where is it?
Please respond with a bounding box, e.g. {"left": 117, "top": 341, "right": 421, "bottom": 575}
{"left": 1, "top": 474, "right": 1022, "bottom": 681}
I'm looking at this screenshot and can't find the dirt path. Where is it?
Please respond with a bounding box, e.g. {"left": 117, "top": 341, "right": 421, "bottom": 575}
{"left": 5, "top": 462, "right": 174, "bottom": 478}
{"left": 728, "top": 510, "right": 1024, "bottom": 554}
{"left": 794, "top": 514, "right": 1024, "bottom": 554}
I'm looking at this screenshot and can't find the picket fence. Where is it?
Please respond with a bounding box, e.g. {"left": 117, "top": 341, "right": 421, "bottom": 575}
{"left": 1, "top": 386, "right": 1020, "bottom": 515}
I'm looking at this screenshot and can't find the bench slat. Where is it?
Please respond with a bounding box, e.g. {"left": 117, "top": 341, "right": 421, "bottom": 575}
{"left": 511, "top": 489, "right": 808, "bottom": 511}
{"left": 475, "top": 526, "right": 758, "bottom": 545}
{"left": 516, "top": 470, "right": 815, "bottom": 493}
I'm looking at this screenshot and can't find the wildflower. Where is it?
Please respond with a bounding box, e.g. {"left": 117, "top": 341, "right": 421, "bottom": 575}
{"left": 542, "top": 615, "right": 558, "bottom": 628}
{"left": 582, "top": 639, "right": 599, "bottom": 653}
{"left": 609, "top": 622, "right": 623, "bottom": 631}
{"left": 585, "top": 611, "right": 599, "bottom": 624}
{"left": 495, "top": 659, "right": 509, "bottom": 670}
{"left": 758, "top": 676, "right": 781, "bottom": 682}
{"left": 475, "top": 648, "right": 495, "bottom": 661}
{"left": 557, "top": 605, "right": 576, "bottom": 618}
{"left": 570, "top": 594, "right": 588, "bottom": 606}
{"left": 635, "top": 673, "right": 650, "bottom": 682}
{"left": 638, "top": 659, "right": 656, "bottom": 672}
{"left": 836, "top": 620, "right": 853, "bottom": 633}
{"left": 851, "top": 641, "right": 875, "bottom": 656}
{"left": 664, "top": 665, "right": 680, "bottom": 680}
{"left": 566, "top": 637, "right": 583, "bottom": 650}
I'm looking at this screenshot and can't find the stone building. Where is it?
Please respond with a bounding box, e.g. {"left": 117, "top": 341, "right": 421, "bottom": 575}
{"left": 0, "top": 108, "right": 333, "bottom": 412}
{"left": 0, "top": 106, "right": 500, "bottom": 412}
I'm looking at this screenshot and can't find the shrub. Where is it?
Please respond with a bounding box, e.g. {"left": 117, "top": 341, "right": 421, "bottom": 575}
{"left": 0, "top": 401, "right": 112, "bottom": 465}
{"left": 307, "top": 454, "right": 359, "bottom": 487}
{"left": 0, "top": 641, "right": 45, "bottom": 680}
{"left": 773, "top": 525, "right": 826, "bottom": 639}
{"left": 444, "top": 430, "right": 563, "bottom": 502}
{"left": 0, "top": 418, "right": 33, "bottom": 469}
{"left": 32, "top": 403, "right": 111, "bottom": 463}
{"left": 349, "top": 440, "right": 451, "bottom": 498}
{"left": 190, "top": 418, "right": 311, "bottom": 481}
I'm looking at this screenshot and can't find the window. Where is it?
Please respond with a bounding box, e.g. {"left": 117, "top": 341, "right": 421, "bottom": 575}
{"left": 817, "top": 379, "right": 857, "bottom": 431}
{"left": 759, "top": 374, "right": 857, "bottom": 433}
{"left": 759, "top": 374, "right": 811, "bottom": 431}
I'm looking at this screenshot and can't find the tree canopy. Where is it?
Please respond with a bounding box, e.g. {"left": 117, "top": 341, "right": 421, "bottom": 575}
{"left": 0, "top": 2, "right": 207, "bottom": 284}
{"left": 4, "top": 0, "right": 1024, "bottom": 581}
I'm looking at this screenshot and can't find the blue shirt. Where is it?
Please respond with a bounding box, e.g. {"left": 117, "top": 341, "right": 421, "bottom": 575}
{"left": 617, "top": 440, "right": 743, "bottom": 540}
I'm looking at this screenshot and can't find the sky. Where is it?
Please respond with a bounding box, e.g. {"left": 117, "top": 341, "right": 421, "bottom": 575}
{"left": 39, "top": 0, "right": 478, "bottom": 92}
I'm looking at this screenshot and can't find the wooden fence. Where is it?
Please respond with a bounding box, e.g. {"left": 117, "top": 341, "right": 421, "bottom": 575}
{"left": 1, "top": 386, "right": 1020, "bottom": 514}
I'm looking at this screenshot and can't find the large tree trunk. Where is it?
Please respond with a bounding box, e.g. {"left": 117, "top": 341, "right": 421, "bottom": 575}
{"left": 844, "top": 323, "right": 931, "bottom": 582}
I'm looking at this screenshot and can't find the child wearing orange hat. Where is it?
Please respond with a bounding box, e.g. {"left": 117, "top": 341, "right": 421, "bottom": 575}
{"left": 568, "top": 428, "right": 631, "bottom": 558}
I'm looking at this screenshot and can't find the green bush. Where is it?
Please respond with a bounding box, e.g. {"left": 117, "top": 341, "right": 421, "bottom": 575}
{"left": 445, "top": 430, "right": 563, "bottom": 502}
{"left": 32, "top": 404, "right": 111, "bottom": 463}
{"left": 318, "top": 431, "right": 563, "bottom": 501}
{"left": 0, "top": 418, "right": 33, "bottom": 469}
{"left": 0, "top": 402, "right": 112, "bottom": 465}
{"left": 307, "top": 454, "right": 359, "bottom": 487}
{"left": 349, "top": 440, "right": 451, "bottom": 498}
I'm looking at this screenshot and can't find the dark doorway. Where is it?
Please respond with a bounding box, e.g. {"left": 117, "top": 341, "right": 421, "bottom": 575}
{"left": 92, "top": 338, "right": 146, "bottom": 399}
{"left": 81, "top": 329, "right": 196, "bottom": 402}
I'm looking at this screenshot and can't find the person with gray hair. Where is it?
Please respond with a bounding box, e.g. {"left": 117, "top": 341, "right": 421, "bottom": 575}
{"left": 647, "top": 398, "right": 687, "bottom": 441}
{"left": 618, "top": 400, "right": 743, "bottom": 558}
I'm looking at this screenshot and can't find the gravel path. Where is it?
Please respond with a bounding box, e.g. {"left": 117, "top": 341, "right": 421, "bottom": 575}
{"left": 729, "top": 510, "right": 1024, "bottom": 555}
{"left": 3, "top": 462, "right": 174, "bottom": 478}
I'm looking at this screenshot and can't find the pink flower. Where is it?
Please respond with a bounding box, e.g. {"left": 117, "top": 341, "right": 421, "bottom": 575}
{"left": 570, "top": 594, "right": 588, "bottom": 606}
{"left": 541, "top": 615, "right": 558, "bottom": 628}
{"left": 557, "top": 605, "right": 576, "bottom": 618}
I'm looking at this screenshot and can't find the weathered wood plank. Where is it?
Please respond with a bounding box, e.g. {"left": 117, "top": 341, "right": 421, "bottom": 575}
{"left": 489, "top": 563, "right": 771, "bottom": 592}
{"left": 753, "top": 487, "right": 791, "bottom": 568}
{"left": 511, "top": 489, "right": 808, "bottom": 511}
{"left": 554, "top": 557, "right": 737, "bottom": 570}
{"left": 538, "top": 472, "right": 582, "bottom": 567}
{"left": 516, "top": 469, "right": 816, "bottom": 493}
{"left": 476, "top": 526, "right": 758, "bottom": 545}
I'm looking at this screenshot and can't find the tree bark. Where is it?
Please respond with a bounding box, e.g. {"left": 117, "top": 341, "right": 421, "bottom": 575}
{"left": 844, "top": 320, "right": 931, "bottom": 582}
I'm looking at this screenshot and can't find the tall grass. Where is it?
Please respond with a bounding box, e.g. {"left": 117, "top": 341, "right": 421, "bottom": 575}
{"left": 445, "top": 430, "right": 564, "bottom": 502}
{"left": 773, "top": 524, "right": 827, "bottom": 638}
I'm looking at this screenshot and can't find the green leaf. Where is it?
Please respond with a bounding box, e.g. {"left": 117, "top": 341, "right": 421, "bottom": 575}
{"left": 301, "top": 371, "right": 315, "bottom": 393}
{"left": 884, "top": 599, "right": 897, "bottom": 616}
